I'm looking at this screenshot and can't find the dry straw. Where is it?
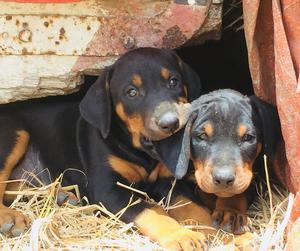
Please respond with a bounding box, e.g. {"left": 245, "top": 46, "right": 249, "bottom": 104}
{"left": 0, "top": 159, "right": 291, "bottom": 250}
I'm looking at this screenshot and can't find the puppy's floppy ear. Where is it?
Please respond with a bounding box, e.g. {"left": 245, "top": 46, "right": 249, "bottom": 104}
{"left": 79, "top": 67, "right": 113, "bottom": 138}
{"left": 181, "top": 61, "right": 202, "bottom": 101}
{"left": 153, "top": 112, "right": 197, "bottom": 179}
{"left": 167, "top": 50, "right": 201, "bottom": 101}
{"left": 250, "top": 96, "right": 283, "bottom": 161}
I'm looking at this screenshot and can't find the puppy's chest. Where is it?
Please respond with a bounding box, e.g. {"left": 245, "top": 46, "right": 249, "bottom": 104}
{"left": 108, "top": 148, "right": 162, "bottom": 184}
{"left": 109, "top": 138, "right": 173, "bottom": 184}
{"left": 184, "top": 167, "right": 217, "bottom": 210}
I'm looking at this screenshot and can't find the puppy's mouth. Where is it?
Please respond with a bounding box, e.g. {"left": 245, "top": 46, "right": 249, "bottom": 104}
{"left": 201, "top": 183, "right": 250, "bottom": 198}
{"left": 215, "top": 192, "right": 237, "bottom": 198}
{"left": 140, "top": 136, "right": 152, "bottom": 147}
{"left": 140, "top": 136, "right": 159, "bottom": 159}
{"left": 140, "top": 130, "right": 171, "bottom": 142}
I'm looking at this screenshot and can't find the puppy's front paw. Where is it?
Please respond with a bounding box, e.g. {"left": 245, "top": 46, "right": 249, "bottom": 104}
{"left": 159, "top": 227, "right": 208, "bottom": 251}
{"left": 212, "top": 208, "right": 251, "bottom": 234}
{"left": 0, "top": 205, "right": 29, "bottom": 237}
{"left": 56, "top": 189, "right": 79, "bottom": 206}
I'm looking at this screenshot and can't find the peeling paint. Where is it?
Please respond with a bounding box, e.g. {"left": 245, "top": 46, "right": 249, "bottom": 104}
{"left": 162, "top": 25, "right": 187, "bottom": 48}
{"left": 18, "top": 29, "right": 32, "bottom": 42}
{"left": 0, "top": 0, "right": 222, "bottom": 103}
{"left": 0, "top": 15, "right": 100, "bottom": 56}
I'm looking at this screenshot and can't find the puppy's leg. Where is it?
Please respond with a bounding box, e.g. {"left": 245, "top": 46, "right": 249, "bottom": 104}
{"left": 137, "top": 177, "right": 209, "bottom": 250}
{"left": 168, "top": 195, "right": 212, "bottom": 226}
{"left": 92, "top": 174, "right": 207, "bottom": 250}
{"left": 159, "top": 179, "right": 214, "bottom": 237}
{"left": 0, "top": 119, "right": 30, "bottom": 236}
{"left": 135, "top": 204, "right": 207, "bottom": 251}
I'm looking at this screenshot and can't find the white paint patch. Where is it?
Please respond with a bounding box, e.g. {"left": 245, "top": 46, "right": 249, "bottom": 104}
{"left": 188, "top": 0, "right": 197, "bottom": 5}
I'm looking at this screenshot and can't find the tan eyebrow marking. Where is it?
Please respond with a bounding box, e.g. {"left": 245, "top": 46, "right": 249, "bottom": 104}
{"left": 237, "top": 124, "right": 248, "bottom": 137}
{"left": 203, "top": 122, "right": 214, "bottom": 137}
{"left": 132, "top": 74, "right": 142, "bottom": 87}
{"left": 161, "top": 67, "right": 170, "bottom": 80}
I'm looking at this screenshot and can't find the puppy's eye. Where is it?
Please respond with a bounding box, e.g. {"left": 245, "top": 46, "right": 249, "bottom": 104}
{"left": 197, "top": 132, "right": 208, "bottom": 140}
{"left": 126, "top": 87, "right": 138, "bottom": 98}
{"left": 241, "top": 133, "right": 254, "bottom": 142}
{"left": 168, "top": 77, "right": 179, "bottom": 88}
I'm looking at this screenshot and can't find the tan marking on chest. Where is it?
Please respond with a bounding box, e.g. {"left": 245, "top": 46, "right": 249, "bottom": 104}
{"left": 108, "top": 155, "right": 147, "bottom": 183}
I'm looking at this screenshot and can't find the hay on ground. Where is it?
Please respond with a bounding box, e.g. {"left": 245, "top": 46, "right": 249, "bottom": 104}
{"left": 0, "top": 166, "right": 291, "bottom": 251}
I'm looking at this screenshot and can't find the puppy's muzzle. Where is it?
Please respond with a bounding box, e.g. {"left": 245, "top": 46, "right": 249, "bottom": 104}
{"left": 146, "top": 101, "right": 191, "bottom": 140}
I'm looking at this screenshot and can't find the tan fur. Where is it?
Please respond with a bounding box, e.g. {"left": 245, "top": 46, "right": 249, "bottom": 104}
{"left": 193, "top": 159, "right": 253, "bottom": 197}
{"left": 148, "top": 163, "right": 173, "bottom": 182}
{"left": 178, "top": 97, "right": 188, "bottom": 104}
{"left": 160, "top": 67, "right": 170, "bottom": 80}
{"left": 132, "top": 74, "right": 142, "bottom": 87}
{"left": 237, "top": 124, "right": 248, "bottom": 137}
{"left": 183, "top": 86, "right": 188, "bottom": 97}
{"left": 215, "top": 193, "right": 248, "bottom": 213}
{"left": 0, "top": 130, "right": 29, "bottom": 202}
{"left": 158, "top": 163, "right": 173, "bottom": 178}
{"left": 115, "top": 103, "right": 144, "bottom": 148}
{"left": 108, "top": 155, "right": 147, "bottom": 183}
{"left": 168, "top": 195, "right": 212, "bottom": 226}
{"left": 204, "top": 122, "right": 214, "bottom": 137}
{"left": 148, "top": 165, "right": 160, "bottom": 183}
{"left": 135, "top": 206, "right": 206, "bottom": 249}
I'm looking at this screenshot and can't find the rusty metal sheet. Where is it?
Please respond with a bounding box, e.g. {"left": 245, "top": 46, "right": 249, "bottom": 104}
{"left": 0, "top": 0, "right": 223, "bottom": 103}
{"left": 0, "top": 1, "right": 217, "bottom": 56}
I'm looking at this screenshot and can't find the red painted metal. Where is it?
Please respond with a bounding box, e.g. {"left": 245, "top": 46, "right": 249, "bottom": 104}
{"left": 1, "top": 0, "right": 80, "bottom": 3}
{"left": 73, "top": 2, "right": 210, "bottom": 74}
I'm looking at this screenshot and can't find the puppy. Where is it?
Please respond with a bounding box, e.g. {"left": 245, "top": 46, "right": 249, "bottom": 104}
{"left": 154, "top": 89, "right": 286, "bottom": 234}
{"left": 0, "top": 48, "right": 210, "bottom": 250}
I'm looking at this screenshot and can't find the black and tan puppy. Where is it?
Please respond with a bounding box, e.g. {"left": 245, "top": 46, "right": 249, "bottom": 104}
{"left": 0, "top": 48, "right": 208, "bottom": 250}
{"left": 154, "top": 89, "right": 285, "bottom": 234}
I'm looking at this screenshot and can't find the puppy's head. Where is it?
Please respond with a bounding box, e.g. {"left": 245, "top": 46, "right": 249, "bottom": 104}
{"left": 189, "top": 90, "right": 261, "bottom": 197}
{"left": 154, "top": 89, "right": 283, "bottom": 197}
{"left": 79, "top": 47, "right": 201, "bottom": 148}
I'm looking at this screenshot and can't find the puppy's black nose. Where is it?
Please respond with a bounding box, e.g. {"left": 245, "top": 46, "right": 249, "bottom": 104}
{"left": 212, "top": 169, "right": 235, "bottom": 187}
{"left": 157, "top": 112, "right": 179, "bottom": 133}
